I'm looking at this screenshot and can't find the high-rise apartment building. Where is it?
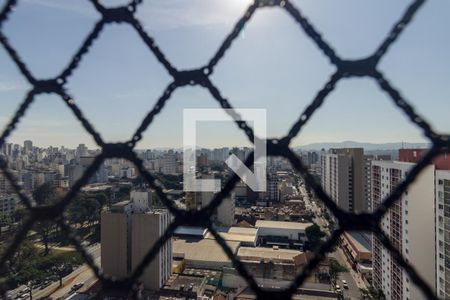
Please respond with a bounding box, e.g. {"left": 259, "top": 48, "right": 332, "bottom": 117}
{"left": 101, "top": 191, "right": 172, "bottom": 291}
{"left": 435, "top": 170, "right": 450, "bottom": 298}
{"left": 194, "top": 173, "right": 235, "bottom": 226}
{"left": 101, "top": 201, "right": 132, "bottom": 277}
{"left": 364, "top": 154, "right": 392, "bottom": 212}
{"left": 321, "top": 148, "right": 364, "bottom": 213}
{"left": 130, "top": 190, "right": 152, "bottom": 212}
{"left": 0, "top": 171, "right": 14, "bottom": 195}
{"left": 266, "top": 173, "right": 280, "bottom": 203}
{"left": 216, "top": 196, "right": 235, "bottom": 227}
{"left": 132, "top": 210, "right": 172, "bottom": 290}
{"left": 23, "top": 140, "right": 33, "bottom": 153}
{"left": 161, "top": 150, "right": 177, "bottom": 175}
{"left": 0, "top": 194, "right": 18, "bottom": 218}
{"left": 76, "top": 144, "right": 88, "bottom": 162}
{"left": 364, "top": 155, "right": 374, "bottom": 213}
{"left": 371, "top": 160, "right": 435, "bottom": 300}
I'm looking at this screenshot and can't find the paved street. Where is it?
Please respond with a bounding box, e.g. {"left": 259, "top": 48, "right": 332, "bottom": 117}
{"left": 331, "top": 250, "right": 363, "bottom": 300}
{"left": 299, "top": 183, "right": 365, "bottom": 300}
{"left": 7, "top": 244, "right": 100, "bottom": 300}
{"left": 36, "top": 243, "right": 101, "bottom": 299}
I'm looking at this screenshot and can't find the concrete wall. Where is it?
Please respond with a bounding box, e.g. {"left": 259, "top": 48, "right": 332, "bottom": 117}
{"left": 132, "top": 212, "right": 172, "bottom": 290}
{"left": 257, "top": 227, "right": 307, "bottom": 241}
{"left": 407, "top": 163, "right": 436, "bottom": 299}
{"left": 101, "top": 211, "right": 129, "bottom": 278}
{"left": 372, "top": 161, "right": 435, "bottom": 300}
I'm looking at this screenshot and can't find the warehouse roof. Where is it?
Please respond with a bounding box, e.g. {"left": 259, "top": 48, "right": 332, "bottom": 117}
{"left": 238, "top": 247, "right": 302, "bottom": 261}
{"left": 204, "top": 226, "right": 258, "bottom": 244}
{"left": 344, "top": 231, "right": 372, "bottom": 253}
{"left": 173, "top": 238, "right": 240, "bottom": 263}
{"left": 174, "top": 226, "right": 207, "bottom": 237}
{"left": 255, "top": 220, "right": 313, "bottom": 230}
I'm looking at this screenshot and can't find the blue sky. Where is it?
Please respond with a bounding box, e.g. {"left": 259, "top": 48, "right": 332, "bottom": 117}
{"left": 0, "top": 0, "right": 449, "bottom": 149}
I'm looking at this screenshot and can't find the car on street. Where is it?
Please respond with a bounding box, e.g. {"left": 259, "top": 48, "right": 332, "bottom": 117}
{"left": 341, "top": 279, "right": 349, "bottom": 289}
{"left": 70, "top": 282, "right": 84, "bottom": 292}
{"left": 39, "top": 280, "right": 51, "bottom": 289}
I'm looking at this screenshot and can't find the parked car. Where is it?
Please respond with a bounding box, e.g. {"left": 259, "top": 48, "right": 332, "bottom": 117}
{"left": 70, "top": 282, "right": 84, "bottom": 291}
{"left": 40, "top": 281, "right": 51, "bottom": 290}
{"left": 341, "top": 279, "right": 348, "bottom": 289}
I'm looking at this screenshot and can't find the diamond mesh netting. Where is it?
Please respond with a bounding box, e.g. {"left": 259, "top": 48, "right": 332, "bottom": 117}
{"left": 0, "top": 0, "right": 448, "bottom": 299}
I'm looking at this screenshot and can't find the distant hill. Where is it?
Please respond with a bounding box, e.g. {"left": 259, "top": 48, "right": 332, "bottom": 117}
{"left": 295, "top": 141, "right": 430, "bottom": 151}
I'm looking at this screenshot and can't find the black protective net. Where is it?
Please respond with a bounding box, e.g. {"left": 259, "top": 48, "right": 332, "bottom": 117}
{"left": 0, "top": 0, "right": 448, "bottom": 299}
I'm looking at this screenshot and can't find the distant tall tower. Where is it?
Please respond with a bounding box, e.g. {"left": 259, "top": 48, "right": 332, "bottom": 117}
{"left": 320, "top": 148, "right": 364, "bottom": 213}
{"left": 23, "top": 140, "right": 33, "bottom": 153}
{"left": 76, "top": 144, "right": 88, "bottom": 162}
{"left": 162, "top": 151, "right": 177, "bottom": 175}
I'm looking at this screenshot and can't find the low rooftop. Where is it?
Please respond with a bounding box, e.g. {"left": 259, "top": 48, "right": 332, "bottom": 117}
{"left": 238, "top": 246, "right": 302, "bottom": 262}
{"left": 173, "top": 238, "right": 239, "bottom": 264}
{"left": 204, "top": 226, "right": 258, "bottom": 244}
{"left": 256, "top": 220, "right": 313, "bottom": 230}
{"left": 344, "top": 231, "right": 372, "bottom": 253}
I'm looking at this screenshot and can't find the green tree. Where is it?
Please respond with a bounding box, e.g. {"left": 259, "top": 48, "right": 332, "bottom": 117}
{"left": 0, "top": 239, "right": 83, "bottom": 290}
{"left": 13, "top": 208, "right": 28, "bottom": 224}
{"left": 115, "top": 186, "right": 131, "bottom": 202}
{"left": 5, "top": 240, "right": 38, "bottom": 275}
{"left": 68, "top": 195, "right": 100, "bottom": 227}
{"left": 156, "top": 174, "right": 183, "bottom": 190}
{"left": 85, "top": 197, "right": 101, "bottom": 228}
{"left": 360, "top": 287, "right": 386, "bottom": 300}
{"left": 33, "top": 183, "right": 58, "bottom": 255}
{"left": 94, "top": 192, "right": 107, "bottom": 207}
{"left": 0, "top": 212, "right": 12, "bottom": 225}
{"left": 50, "top": 255, "right": 72, "bottom": 287}
{"left": 328, "top": 257, "right": 348, "bottom": 283}
{"left": 305, "top": 223, "right": 326, "bottom": 251}
{"left": 132, "top": 175, "right": 146, "bottom": 187}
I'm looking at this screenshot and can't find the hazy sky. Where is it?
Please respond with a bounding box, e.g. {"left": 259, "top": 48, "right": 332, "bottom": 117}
{"left": 0, "top": 0, "right": 449, "bottom": 149}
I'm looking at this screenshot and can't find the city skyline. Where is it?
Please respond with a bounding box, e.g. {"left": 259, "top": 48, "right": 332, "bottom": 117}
{"left": 0, "top": 138, "right": 431, "bottom": 151}
{"left": 1, "top": 0, "right": 449, "bottom": 149}
{"left": 1, "top": 1, "right": 449, "bottom": 299}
